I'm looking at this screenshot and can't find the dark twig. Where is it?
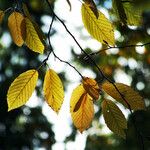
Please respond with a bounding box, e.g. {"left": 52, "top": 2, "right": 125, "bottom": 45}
{"left": 88, "top": 42, "right": 150, "bottom": 57}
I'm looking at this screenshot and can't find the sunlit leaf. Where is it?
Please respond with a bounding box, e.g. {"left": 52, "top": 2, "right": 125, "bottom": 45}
{"left": 82, "top": 77, "right": 100, "bottom": 100}
{"left": 70, "top": 84, "right": 94, "bottom": 132}
{"left": 81, "top": 3, "right": 115, "bottom": 46}
{"left": 25, "top": 17, "right": 44, "bottom": 54}
{"left": 102, "top": 99, "right": 127, "bottom": 138}
{"left": 43, "top": 69, "right": 64, "bottom": 113}
{"left": 0, "top": 10, "right": 4, "bottom": 24}
{"left": 7, "top": 70, "right": 38, "bottom": 111}
{"left": 8, "top": 11, "right": 25, "bottom": 46}
{"left": 102, "top": 82, "right": 145, "bottom": 110}
{"left": 23, "top": 3, "right": 46, "bottom": 42}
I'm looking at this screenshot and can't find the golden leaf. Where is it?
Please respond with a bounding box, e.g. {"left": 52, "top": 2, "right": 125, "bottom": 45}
{"left": 102, "top": 99, "right": 127, "bottom": 138}
{"left": 102, "top": 82, "right": 145, "bottom": 110}
{"left": 7, "top": 70, "right": 38, "bottom": 111}
{"left": 25, "top": 17, "right": 44, "bottom": 54}
{"left": 81, "top": 3, "right": 115, "bottom": 46}
{"left": 8, "top": 11, "right": 25, "bottom": 47}
{"left": 82, "top": 77, "right": 100, "bottom": 100}
{"left": 43, "top": 69, "right": 64, "bottom": 113}
{"left": 70, "top": 84, "right": 94, "bottom": 132}
{"left": 23, "top": 3, "right": 46, "bottom": 42}
{"left": 0, "top": 10, "right": 4, "bottom": 24}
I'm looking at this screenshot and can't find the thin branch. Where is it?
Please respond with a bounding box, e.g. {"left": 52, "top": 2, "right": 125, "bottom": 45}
{"left": 88, "top": 42, "right": 150, "bottom": 57}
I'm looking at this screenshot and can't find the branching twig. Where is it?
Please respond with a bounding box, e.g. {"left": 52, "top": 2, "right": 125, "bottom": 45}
{"left": 88, "top": 42, "right": 150, "bottom": 57}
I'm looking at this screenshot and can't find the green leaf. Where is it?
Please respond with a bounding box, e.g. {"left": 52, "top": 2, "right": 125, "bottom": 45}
{"left": 102, "top": 99, "right": 127, "bottom": 138}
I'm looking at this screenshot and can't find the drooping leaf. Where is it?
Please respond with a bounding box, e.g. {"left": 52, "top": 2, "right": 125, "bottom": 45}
{"left": 70, "top": 84, "right": 94, "bottom": 132}
{"left": 25, "top": 17, "right": 45, "bottom": 54}
{"left": 23, "top": 3, "right": 46, "bottom": 42}
{"left": 81, "top": 3, "right": 115, "bottom": 46}
{"left": 8, "top": 11, "right": 25, "bottom": 46}
{"left": 102, "top": 82, "right": 145, "bottom": 110}
{"left": 102, "top": 99, "right": 127, "bottom": 138}
{"left": 7, "top": 70, "right": 38, "bottom": 111}
{"left": 43, "top": 69, "right": 64, "bottom": 113}
{"left": 0, "top": 10, "right": 4, "bottom": 24}
{"left": 112, "top": 0, "right": 142, "bottom": 26}
{"left": 123, "top": 2, "right": 142, "bottom": 26}
{"left": 82, "top": 77, "right": 100, "bottom": 100}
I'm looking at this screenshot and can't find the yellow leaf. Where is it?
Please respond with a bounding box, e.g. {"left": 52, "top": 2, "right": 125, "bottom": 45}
{"left": 82, "top": 77, "right": 100, "bottom": 100}
{"left": 7, "top": 70, "right": 38, "bottom": 111}
{"left": 0, "top": 10, "right": 4, "bottom": 24}
{"left": 102, "top": 99, "right": 127, "bottom": 138}
{"left": 70, "top": 84, "right": 94, "bottom": 132}
{"left": 81, "top": 3, "right": 115, "bottom": 46}
{"left": 25, "top": 17, "right": 44, "bottom": 54}
{"left": 23, "top": 3, "right": 46, "bottom": 42}
{"left": 102, "top": 82, "right": 145, "bottom": 110}
{"left": 43, "top": 69, "right": 64, "bottom": 113}
{"left": 8, "top": 11, "right": 25, "bottom": 47}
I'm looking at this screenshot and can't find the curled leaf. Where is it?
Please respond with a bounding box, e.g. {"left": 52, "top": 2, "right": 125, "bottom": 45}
{"left": 82, "top": 77, "right": 100, "bottom": 100}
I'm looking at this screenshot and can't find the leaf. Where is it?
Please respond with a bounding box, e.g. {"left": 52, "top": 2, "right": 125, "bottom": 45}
{"left": 102, "top": 82, "right": 145, "bottom": 110}
{"left": 112, "top": 0, "right": 142, "bottom": 26}
{"left": 81, "top": 3, "right": 115, "bottom": 46}
{"left": 23, "top": 3, "right": 46, "bottom": 42}
{"left": 123, "top": 2, "right": 142, "bottom": 26}
{"left": 102, "top": 99, "right": 127, "bottom": 138}
{"left": 0, "top": 10, "right": 4, "bottom": 24}
{"left": 8, "top": 11, "right": 25, "bottom": 47}
{"left": 43, "top": 69, "right": 64, "bottom": 113}
{"left": 70, "top": 84, "right": 94, "bottom": 132}
{"left": 83, "top": 0, "right": 99, "bottom": 18}
{"left": 82, "top": 77, "right": 100, "bottom": 100}
{"left": 25, "top": 17, "right": 44, "bottom": 54}
{"left": 7, "top": 70, "right": 38, "bottom": 111}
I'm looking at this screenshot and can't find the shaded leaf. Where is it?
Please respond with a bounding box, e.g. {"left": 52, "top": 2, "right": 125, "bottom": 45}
{"left": 70, "top": 84, "right": 94, "bottom": 132}
{"left": 43, "top": 69, "right": 64, "bottom": 113}
{"left": 84, "top": 0, "right": 99, "bottom": 18}
{"left": 7, "top": 70, "right": 38, "bottom": 111}
{"left": 8, "top": 11, "right": 25, "bottom": 46}
{"left": 82, "top": 77, "right": 100, "bottom": 100}
{"left": 25, "top": 17, "right": 44, "bottom": 54}
{"left": 102, "top": 99, "right": 127, "bottom": 138}
{"left": 0, "top": 10, "right": 4, "bottom": 24}
{"left": 102, "top": 82, "right": 145, "bottom": 110}
{"left": 81, "top": 3, "right": 115, "bottom": 46}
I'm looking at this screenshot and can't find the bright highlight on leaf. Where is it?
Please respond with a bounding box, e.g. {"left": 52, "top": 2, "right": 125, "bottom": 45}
{"left": 43, "top": 69, "right": 64, "bottom": 113}
{"left": 81, "top": 3, "right": 115, "bottom": 46}
{"left": 25, "top": 17, "right": 44, "bottom": 54}
{"left": 70, "top": 84, "right": 94, "bottom": 132}
{"left": 102, "top": 82, "right": 145, "bottom": 110}
{"left": 7, "top": 70, "right": 38, "bottom": 111}
{"left": 0, "top": 10, "right": 4, "bottom": 24}
{"left": 82, "top": 77, "right": 100, "bottom": 100}
{"left": 8, "top": 11, "right": 25, "bottom": 47}
{"left": 102, "top": 99, "right": 127, "bottom": 138}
